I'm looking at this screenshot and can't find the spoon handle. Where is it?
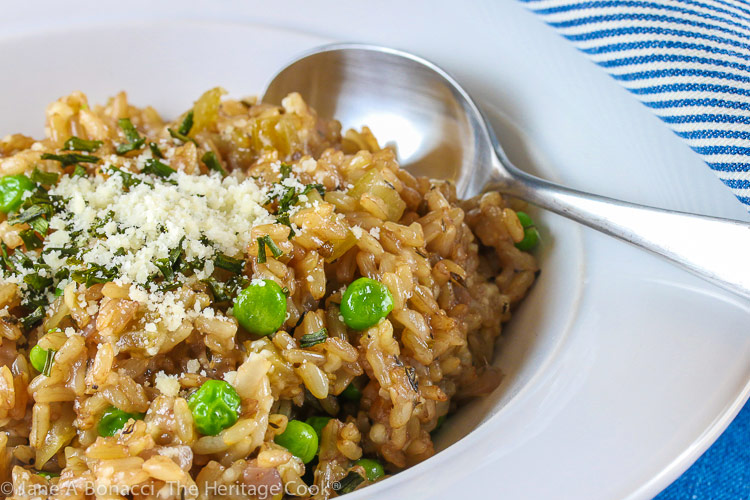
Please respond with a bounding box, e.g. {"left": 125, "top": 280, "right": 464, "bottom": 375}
{"left": 503, "top": 167, "right": 750, "bottom": 298}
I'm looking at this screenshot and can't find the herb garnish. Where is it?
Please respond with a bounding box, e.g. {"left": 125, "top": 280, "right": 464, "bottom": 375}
{"left": 116, "top": 118, "right": 145, "bottom": 154}
{"left": 256, "top": 235, "right": 282, "bottom": 264}
{"left": 63, "top": 136, "right": 102, "bottom": 153}
{"left": 20, "top": 306, "right": 44, "bottom": 331}
{"left": 178, "top": 111, "right": 193, "bottom": 135}
{"left": 279, "top": 163, "right": 293, "bottom": 179}
{"left": 30, "top": 169, "right": 58, "bottom": 186}
{"left": 300, "top": 328, "right": 327, "bottom": 348}
{"left": 214, "top": 254, "right": 244, "bottom": 274}
{"left": 201, "top": 151, "right": 227, "bottom": 176}
{"left": 168, "top": 111, "right": 196, "bottom": 144}
{"left": 149, "top": 142, "right": 165, "bottom": 158}
{"left": 41, "top": 153, "right": 100, "bottom": 167}
{"left": 107, "top": 166, "right": 143, "bottom": 188}
{"left": 142, "top": 158, "right": 176, "bottom": 178}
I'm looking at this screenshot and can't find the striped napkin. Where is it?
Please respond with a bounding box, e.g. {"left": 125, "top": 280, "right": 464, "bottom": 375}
{"left": 520, "top": 0, "right": 750, "bottom": 209}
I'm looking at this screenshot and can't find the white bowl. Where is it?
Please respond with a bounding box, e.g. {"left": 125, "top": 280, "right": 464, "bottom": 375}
{"left": 2, "top": 7, "right": 749, "bottom": 499}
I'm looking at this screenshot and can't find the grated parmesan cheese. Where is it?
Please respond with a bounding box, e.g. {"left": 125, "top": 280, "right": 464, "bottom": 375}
{"left": 154, "top": 371, "right": 181, "bottom": 397}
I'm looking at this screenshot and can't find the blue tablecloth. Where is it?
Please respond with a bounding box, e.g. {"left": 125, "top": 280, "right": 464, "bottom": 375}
{"left": 655, "top": 400, "right": 749, "bottom": 499}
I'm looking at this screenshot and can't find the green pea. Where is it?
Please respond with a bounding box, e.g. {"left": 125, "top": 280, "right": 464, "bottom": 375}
{"left": 187, "top": 379, "right": 241, "bottom": 436}
{"left": 340, "top": 383, "right": 362, "bottom": 402}
{"left": 305, "top": 416, "right": 332, "bottom": 441}
{"left": 354, "top": 458, "right": 385, "bottom": 481}
{"left": 0, "top": 175, "right": 34, "bottom": 214}
{"left": 340, "top": 278, "right": 393, "bottom": 330}
{"left": 514, "top": 211, "right": 540, "bottom": 251}
{"left": 97, "top": 406, "right": 144, "bottom": 437}
{"left": 274, "top": 419, "right": 318, "bottom": 464}
{"left": 233, "top": 279, "right": 287, "bottom": 336}
{"left": 29, "top": 345, "right": 49, "bottom": 373}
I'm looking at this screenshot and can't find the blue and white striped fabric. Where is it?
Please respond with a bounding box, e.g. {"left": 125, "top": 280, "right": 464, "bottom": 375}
{"left": 520, "top": 0, "right": 750, "bottom": 208}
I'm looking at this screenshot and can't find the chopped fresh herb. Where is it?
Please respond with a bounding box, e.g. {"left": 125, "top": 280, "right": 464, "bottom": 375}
{"left": 41, "top": 153, "right": 99, "bottom": 166}
{"left": 89, "top": 211, "right": 115, "bottom": 237}
{"left": 154, "top": 258, "right": 175, "bottom": 281}
{"left": 256, "top": 235, "right": 282, "bottom": 263}
{"left": 63, "top": 136, "right": 102, "bottom": 152}
{"left": 116, "top": 118, "right": 145, "bottom": 154}
{"left": 281, "top": 286, "right": 290, "bottom": 297}
{"left": 42, "top": 349, "right": 56, "bottom": 376}
{"left": 214, "top": 254, "right": 244, "bottom": 274}
{"left": 28, "top": 216, "right": 49, "bottom": 236}
{"left": 256, "top": 236, "right": 267, "bottom": 264}
{"left": 30, "top": 168, "right": 59, "bottom": 186}
{"left": 201, "top": 151, "right": 227, "bottom": 176}
{"left": 275, "top": 213, "right": 295, "bottom": 239}
{"left": 23, "top": 273, "right": 53, "bottom": 291}
{"left": 177, "top": 110, "right": 194, "bottom": 135}
{"left": 167, "top": 128, "right": 197, "bottom": 145}
{"left": 73, "top": 165, "right": 87, "bottom": 177}
{"left": 19, "top": 229, "right": 43, "bottom": 250}
{"left": 204, "top": 275, "right": 248, "bottom": 303}
{"left": 280, "top": 163, "right": 293, "bottom": 179}
{"left": 20, "top": 306, "right": 44, "bottom": 331}
{"left": 333, "top": 471, "right": 365, "bottom": 494}
{"left": 300, "top": 328, "right": 327, "bottom": 348}
{"left": 108, "top": 166, "right": 142, "bottom": 188}
{"left": 301, "top": 183, "right": 326, "bottom": 198}
{"left": 141, "top": 158, "right": 176, "bottom": 178}
{"left": 8, "top": 205, "right": 46, "bottom": 226}
{"left": 0, "top": 243, "right": 14, "bottom": 273}
{"left": 152, "top": 238, "right": 184, "bottom": 284}
{"left": 148, "top": 142, "right": 164, "bottom": 158}
{"left": 70, "top": 264, "right": 118, "bottom": 287}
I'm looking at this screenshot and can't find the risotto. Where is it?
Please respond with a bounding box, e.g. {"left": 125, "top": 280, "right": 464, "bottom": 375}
{"left": 0, "top": 88, "right": 539, "bottom": 499}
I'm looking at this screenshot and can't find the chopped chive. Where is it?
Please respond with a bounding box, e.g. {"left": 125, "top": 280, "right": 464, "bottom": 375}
{"left": 42, "top": 349, "right": 56, "bottom": 376}
{"left": 30, "top": 168, "right": 59, "bottom": 186}
{"left": 261, "top": 235, "right": 283, "bottom": 258}
{"left": 301, "top": 183, "right": 326, "bottom": 198}
{"left": 275, "top": 213, "right": 296, "bottom": 239}
{"left": 148, "top": 142, "right": 165, "bottom": 159}
{"left": 167, "top": 128, "right": 197, "bottom": 145}
{"left": 8, "top": 205, "right": 47, "bottom": 226}
{"left": 41, "top": 153, "right": 99, "bottom": 167}
{"left": 300, "top": 328, "right": 327, "bottom": 348}
{"left": 108, "top": 166, "right": 142, "bottom": 188}
{"left": 177, "top": 110, "right": 194, "bottom": 136}
{"left": 63, "top": 136, "right": 102, "bottom": 152}
{"left": 214, "top": 254, "right": 244, "bottom": 274}
{"left": 279, "top": 163, "right": 293, "bottom": 179}
{"left": 141, "top": 158, "right": 176, "bottom": 178}
{"left": 154, "top": 258, "right": 175, "bottom": 281}
{"left": 73, "top": 165, "right": 87, "bottom": 177}
{"left": 256, "top": 236, "right": 267, "bottom": 264}
{"left": 201, "top": 151, "right": 227, "bottom": 176}
{"left": 333, "top": 471, "right": 365, "bottom": 494}
{"left": 20, "top": 305, "right": 44, "bottom": 331}
{"left": 19, "top": 230, "right": 43, "bottom": 250}
{"left": 116, "top": 118, "right": 145, "bottom": 154}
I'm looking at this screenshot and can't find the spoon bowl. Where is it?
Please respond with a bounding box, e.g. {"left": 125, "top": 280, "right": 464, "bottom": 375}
{"left": 263, "top": 43, "right": 750, "bottom": 299}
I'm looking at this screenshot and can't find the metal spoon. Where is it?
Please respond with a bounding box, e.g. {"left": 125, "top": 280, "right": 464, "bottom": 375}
{"left": 262, "top": 43, "right": 750, "bottom": 299}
